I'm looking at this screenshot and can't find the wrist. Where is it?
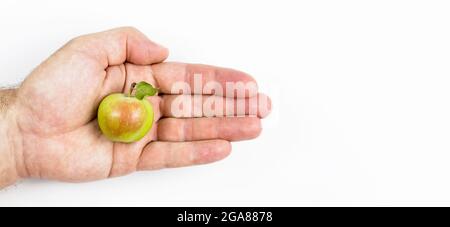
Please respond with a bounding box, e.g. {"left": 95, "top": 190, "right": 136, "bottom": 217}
{"left": 0, "top": 89, "right": 22, "bottom": 188}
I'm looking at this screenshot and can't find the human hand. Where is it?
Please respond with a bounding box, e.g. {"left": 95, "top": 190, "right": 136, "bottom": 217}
{"left": 1, "top": 27, "right": 271, "bottom": 186}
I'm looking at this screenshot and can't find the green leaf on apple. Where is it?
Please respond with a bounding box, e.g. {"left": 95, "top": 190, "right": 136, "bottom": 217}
{"left": 135, "top": 81, "right": 159, "bottom": 100}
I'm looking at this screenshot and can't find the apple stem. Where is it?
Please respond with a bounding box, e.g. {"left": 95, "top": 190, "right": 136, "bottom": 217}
{"left": 129, "top": 83, "right": 137, "bottom": 97}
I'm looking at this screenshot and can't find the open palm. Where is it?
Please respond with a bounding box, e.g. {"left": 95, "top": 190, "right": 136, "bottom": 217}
{"left": 12, "top": 27, "right": 270, "bottom": 182}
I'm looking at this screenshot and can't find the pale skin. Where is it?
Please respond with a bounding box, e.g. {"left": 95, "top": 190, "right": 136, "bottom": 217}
{"left": 0, "top": 27, "right": 271, "bottom": 189}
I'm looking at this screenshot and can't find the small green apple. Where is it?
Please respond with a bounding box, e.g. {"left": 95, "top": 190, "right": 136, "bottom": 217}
{"left": 97, "top": 82, "right": 158, "bottom": 143}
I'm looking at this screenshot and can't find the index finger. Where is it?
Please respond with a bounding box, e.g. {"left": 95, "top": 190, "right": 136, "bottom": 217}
{"left": 151, "top": 62, "right": 258, "bottom": 98}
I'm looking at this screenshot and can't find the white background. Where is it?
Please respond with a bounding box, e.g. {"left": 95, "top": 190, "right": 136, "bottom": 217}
{"left": 1, "top": 0, "right": 450, "bottom": 206}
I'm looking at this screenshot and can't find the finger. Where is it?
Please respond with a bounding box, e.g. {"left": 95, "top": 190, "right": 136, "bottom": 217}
{"left": 65, "top": 27, "right": 169, "bottom": 67}
{"left": 103, "top": 63, "right": 158, "bottom": 94}
{"left": 152, "top": 62, "right": 258, "bottom": 97}
{"left": 137, "top": 140, "right": 231, "bottom": 170}
{"left": 157, "top": 117, "right": 261, "bottom": 142}
{"left": 160, "top": 93, "right": 272, "bottom": 118}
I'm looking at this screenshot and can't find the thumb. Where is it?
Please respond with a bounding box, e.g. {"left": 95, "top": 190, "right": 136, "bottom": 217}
{"left": 64, "top": 26, "right": 169, "bottom": 67}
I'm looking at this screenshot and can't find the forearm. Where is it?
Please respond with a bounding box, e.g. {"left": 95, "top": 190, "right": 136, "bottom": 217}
{"left": 0, "top": 89, "right": 19, "bottom": 189}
